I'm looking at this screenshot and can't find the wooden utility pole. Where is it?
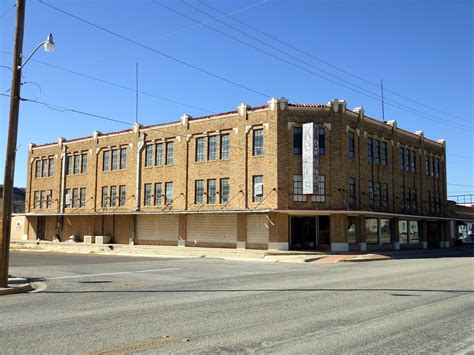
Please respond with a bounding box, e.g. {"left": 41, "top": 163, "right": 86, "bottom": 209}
{"left": 1, "top": 0, "right": 26, "bottom": 288}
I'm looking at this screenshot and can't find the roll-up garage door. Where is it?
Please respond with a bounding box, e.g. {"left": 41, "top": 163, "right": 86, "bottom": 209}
{"left": 247, "top": 214, "right": 269, "bottom": 244}
{"left": 187, "top": 214, "right": 237, "bottom": 244}
{"left": 136, "top": 215, "right": 178, "bottom": 242}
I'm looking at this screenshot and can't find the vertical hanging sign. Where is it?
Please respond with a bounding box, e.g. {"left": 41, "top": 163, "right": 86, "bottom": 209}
{"left": 302, "top": 122, "right": 319, "bottom": 194}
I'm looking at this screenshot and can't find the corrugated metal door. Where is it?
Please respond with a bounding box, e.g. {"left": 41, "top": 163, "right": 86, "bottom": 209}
{"left": 247, "top": 214, "right": 269, "bottom": 244}
{"left": 187, "top": 214, "right": 237, "bottom": 244}
{"left": 136, "top": 215, "right": 179, "bottom": 242}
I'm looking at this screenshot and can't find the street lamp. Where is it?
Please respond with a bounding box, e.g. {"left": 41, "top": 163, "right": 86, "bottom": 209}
{"left": 1, "top": 0, "right": 55, "bottom": 288}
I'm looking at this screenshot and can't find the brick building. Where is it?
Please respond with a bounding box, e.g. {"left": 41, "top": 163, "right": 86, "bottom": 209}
{"left": 20, "top": 97, "right": 461, "bottom": 251}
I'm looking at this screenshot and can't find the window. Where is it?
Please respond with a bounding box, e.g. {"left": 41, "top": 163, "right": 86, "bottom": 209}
{"left": 42, "top": 159, "right": 48, "bottom": 178}
{"left": 208, "top": 136, "right": 217, "bottom": 161}
{"left": 40, "top": 191, "right": 46, "bottom": 209}
{"left": 166, "top": 142, "right": 174, "bottom": 165}
{"left": 81, "top": 153, "right": 87, "bottom": 174}
{"left": 252, "top": 175, "right": 263, "bottom": 202}
{"left": 110, "top": 186, "right": 117, "bottom": 207}
{"left": 380, "top": 219, "right": 391, "bottom": 244}
{"left": 318, "top": 127, "right": 325, "bottom": 155}
{"left": 35, "top": 160, "right": 41, "bottom": 178}
{"left": 145, "top": 144, "right": 153, "bottom": 167}
{"left": 64, "top": 189, "right": 71, "bottom": 208}
{"left": 430, "top": 156, "right": 435, "bottom": 176}
{"left": 252, "top": 129, "right": 263, "bottom": 156}
{"left": 111, "top": 149, "right": 118, "bottom": 170}
{"left": 375, "top": 140, "right": 380, "bottom": 164}
{"left": 207, "top": 179, "right": 217, "bottom": 204}
{"left": 119, "top": 185, "right": 126, "bottom": 207}
{"left": 368, "top": 138, "right": 374, "bottom": 164}
{"left": 348, "top": 131, "right": 355, "bottom": 158}
{"left": 405, "top": 148, "right": 411, "bottom": 172}
{"left": 435, "top": 193, "right": 441, "bottom": 213}
{"left": 293, "top": 175, "right": 306, "bottom": 202}
{"left": 220, "top": 134, "right": 230, "bottom": 159}
{"left": 73, "top": 155, "right": 80, "bottom": 174}
{"left": 144, "top": 183, "right": 152, "bottom": 206}
{"left": 80, "top": 188, "right": 86, "bottom": 208}
{"left": 195, "top": 180, "right": 204, "bottom": 204}
{"left": 66, "top": 156, "right": 72, "bottom": 175}
{"left": 165, "top": 182, "right": 173, "bottom": 205}
{"left": 347, "top": 217, "right": 357, "bottom": 244}
{"left": 406, "top": 187, "right": 411, "bottom": 211}
{"left": 120, "top": 148, "right": 126, "bottom": 169}
{"left": 196, "top": 138, "right": 205, "bottom": 162}
{"left": 381, "top": 142, "right": 388, "bottom": 165}
{"left": 220, "top": 178, "right": 230, "bottom": 204}
{"left": 312, "top": 175, "right": 326, "bottom": 203}
{"left": 293, "top": 127, "right": 302, "bottom": 155}
{"left": 365, "top": 218, "right": 378, "bottom": 244}
{"left": 46, "top": 190, "right": 52, "bottom": 208}
{"left": 400, "top": 148, "right": 405, "bottom": 170}
{"left": 428, "top": 191, "right": 433, "bottom": 213}
{"left": 155, "top": 143, "right": 164, "bottom": 167}
{"left": 375, "top": 182, "right": 381, "bottom": 207}
{"left": 349, "top": 177, "right": 356, "bottom": 206}
{"left": 411, "top": 151, "right": 416, "bottom": 172}
{"left": 72, "top": 188, "right": 79, "bottom": 208}
{"left": 412, "top": 188, "right": 417, "bottom": 211}
{"left": 34, "top": 191, "right": 40, "bottom": 209}
{"left": 101, "top": 187, "right": 108, "bottom": 208}
{"left": 425, "top": 156, "right": 430, "bottom": 176}
{"left": 368, "top": 180, "right": 375, "bottom": 207}
{"left": 409, "top": 221, "right": 419, "bottom": 244}
{"left": 435, "top": 158, "right": 440, "bottom": 178}
{"left": 154, "top": 183, "right": 162, "bottom": 206}
{"left": 399, "top": 220, "right": 408, "bottom": 244}
{"left": 103, "top": 151, "right": 110, "bottom": 171}
{"left": 382, "top": 183, "right": 389, "bottom": 208}
{"left": 48, "top": 158, "right": 54, "bottom": 177}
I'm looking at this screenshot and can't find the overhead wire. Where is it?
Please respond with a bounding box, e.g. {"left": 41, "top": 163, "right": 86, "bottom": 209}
{"left": 0, "top": 2, "right": 15, "bottom": 19}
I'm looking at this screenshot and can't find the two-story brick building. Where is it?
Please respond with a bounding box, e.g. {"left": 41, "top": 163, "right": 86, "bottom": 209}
{"left": 20, "top": 97, "right": 458, "bottom": 251}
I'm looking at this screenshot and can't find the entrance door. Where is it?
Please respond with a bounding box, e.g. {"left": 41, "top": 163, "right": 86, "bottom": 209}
{"left": 427, "top": 222, "right": 438, "bottom": 247}
{"left": 37, "top": 217, "right": 45, "bottom": 240}
{"left": 291, "top": 217, "right": 316, "bottom": 250}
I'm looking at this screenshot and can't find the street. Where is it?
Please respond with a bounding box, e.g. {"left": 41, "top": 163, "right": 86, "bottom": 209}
{"left": 1, "top": 250, "right": 474, "bottom": 354}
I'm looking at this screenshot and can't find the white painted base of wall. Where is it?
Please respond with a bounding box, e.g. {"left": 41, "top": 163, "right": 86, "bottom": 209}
{"left": 268, "top": 242, "right": 289, "bottom": 251}
{"left": 177, "top": 240, "right": 186, "bottom": 247}
{"left": 236, "top": 241, "right": 246, "bottom": 249}
{"left": 129, "top": 240, "right": 135, "bottom": 246}
{"left": 21, "top": 234, "right": 28, "bottom": 241}
{"left": 394, "top": 242, "right": 400, "bottom": 250}
{"left": 331, "top": 243, "right": 349, "bottom": 252}
{"left": 359, "top": 242, "right": 367, "bottom": 251}
{"left": 95, "top": 236, "right": 111, "bottom": 244}
{"left": 422, "top": 241, "right": 428, "bottom": 249}
{"left": 83, "top": 235, "right": 95, "bottom": 244}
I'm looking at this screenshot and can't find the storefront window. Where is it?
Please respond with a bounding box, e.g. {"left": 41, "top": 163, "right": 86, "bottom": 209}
{"left": 399, "top": 220, "right": 408, "bottom": 244}
{"left": 319, "top": 216, "right": 330, "bottom": 245}
{"left": 380, "top": 219, "right": 391, "bottom": 244}
{"left": 366, "top": 218, "right": 378, "bottom": 244}
{"left": 347, "top": 217, "right": 357, "bottom": 244}
{"left": 409, "top": 221, "right": 419, "bottom": 244}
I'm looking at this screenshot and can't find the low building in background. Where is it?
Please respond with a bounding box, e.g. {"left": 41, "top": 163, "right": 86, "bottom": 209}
{"left": 18, "top": 97, "right": 473, "bottom": 251}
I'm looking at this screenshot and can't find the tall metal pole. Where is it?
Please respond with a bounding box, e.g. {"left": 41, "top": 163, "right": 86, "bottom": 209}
{"left": 1, "top": 0, "right": 26, "bottom": 288}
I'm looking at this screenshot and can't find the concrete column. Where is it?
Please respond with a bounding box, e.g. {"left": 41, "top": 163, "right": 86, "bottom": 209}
{"left": 392, "top": 217, "right": 400, "bottom": 250}
{"left": 236, "top": 214, "right": 247, "bottom": 249}
{"left": 359, "top": 215, "right": 367, "bottom": 251}
{"left": 330, "top": 214, "right": 349, "bottom": 252}
{"left": 178, "top": 214, "right": 187, "bottom": 247}
{"left": 421, "top": 220, "right": 428, "bottom": 248}
{"left": 439, "top": 221, "right": 446, "bottom": 248}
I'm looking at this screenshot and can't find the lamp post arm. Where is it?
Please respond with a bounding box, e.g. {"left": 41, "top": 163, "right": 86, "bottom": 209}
{"left": 17, "top": 40, "right": 46, "bottom": 70}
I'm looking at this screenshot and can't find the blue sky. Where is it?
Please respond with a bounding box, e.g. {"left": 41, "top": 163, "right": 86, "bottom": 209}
{"left": 1, "top": 0, "right": 472, "bottom": 195}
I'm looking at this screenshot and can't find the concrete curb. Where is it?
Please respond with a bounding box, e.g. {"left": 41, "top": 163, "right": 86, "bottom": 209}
{"left": 339, "top": 255, "right": 391, "bottom": 262}
{"left": 0, "top": 283, "right": 34, "bottom": 296}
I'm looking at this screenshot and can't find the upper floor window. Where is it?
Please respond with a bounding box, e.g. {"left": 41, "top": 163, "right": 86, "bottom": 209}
{"left": 208, "top": 136, "right": 217, "bottom": 161}
{"left": 80, "top": 188, "right": 86, "bottom": 208}
{"left": 348, "top": 131, "right": 355, "bottom": 159}
{"left": 207, "top": 179, "right": 217, "bottom": 204}
{"left": 156, "top": 143, "right": 164, "bottom": 166}
{"left": 430, "top": 156, "right": 435, "bottom": 177}
{"left": 252, "top": 175, "right": 263, "bottom": 202}
{"left": 81, "top": 153, "right": 87, "bottom": 174}
{"left": 400, "top": 148, "right": 405, "bottom": 170}
{"left": 165, "top": 182, "right": 173, "bottom": 205}
{"left": 381, "top": 142, "right": 388, "bottom": 165}
{"left": 382, "top": 183, "right": 389, "bottom": 208}
{"left": 166, "top": 142, "right": 174, "bottom": 165}
{"left": 145, "top": 144, "right": 153, "bottom": 167}
{"left": 196, "top": 137, "right": 205, "bottom": 162}
{"left": 368, "top": 180, "right": 375, "bottom": 207}
{"left": 374, "top": 140, "right": 380, "bottom": 164}
{"left": 195, "top": 180, "right": 204, "bottom": 205}
{"left": 110, "top": 186, "right": 117, "bottom": 207}
{"left": 405, "top": 148, "right": 411, "bottom": 172}
{"left": 42, "top": 159, "right": 48, "bottom": 177}
{"left": 252, "top": 129, "right": 263, "bottom": 156}
{"left": 293, "top": 175, "right": 306, "bottom": 202}
{"left": 220, "top": 134, "right": 230, "bottom": 160}
{"left": 318, "top": 128, "right": 325, "bottom": 155}
{"left": 67, "top": 156, "right": 73, "bottom": 175}
{"left": 103, "top": 151, "right": 110, "bottom": 171}
{"left": 33, "top": 191, "right": 40, "bottom": 209}
{"left": 425, "top": 156, "right": 430, "bottom": 176}
{"left": 101, "top": 186, "right": 108, "bottom": 208}
{"left": 111, "top": 149, "right": 119, "bottom": 171}
{"left": 312, "top": 175, "right": 326, "bottom": 203}
{"left": 48, "top": 157, "right": 55, "bottom": 177}
{"left": 46, "top": 190, "right": 52, "bottom": 208}
{"left": 154, "top": 183, "right": 162, "bottom": 206}
{"left": 144, "top": 183, "right": 152, "bottom": 206}
{"left": 120, "top": 148, "right": 127, "bottom": 170}
{"left": 35, "top": 160, "right": 41, "bottom": 178}
{"left": 411, "top": 188, "right": 417, "bottom": 212}
{"left": 293, "top": 127, "right": 302, "bottom": 155}
{"left": 368, "top": 138, "right": 374, "bottom": 164}
{"left": 349, "top": 177, "right": 356, "bottom": 206}
{"left": 435, "top": 158, "right": 440, "bottom": 178}
{"left": 72, "top": 188, "right": 79, "bottom": 208}
{"left": 64, "top": 189, "right": 71, "bottom": 208}
{"left": 73, "top": 155, "right": 80, "bottom": 174}
{"left": 119, "top": 185, "right": 126, "bottom": 207}
{"left": 411, "top": 151, "right": 416, "bottom": 173}
{"left": 220, "top": 178, "right": 230, "bottom": 204}
{"left": 375, "top": 182, "right": 381, "bottom": 207}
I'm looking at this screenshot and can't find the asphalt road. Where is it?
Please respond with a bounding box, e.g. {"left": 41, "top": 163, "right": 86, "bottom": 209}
{"left": 1, "top": 250, "right": 474, "bottom": 354}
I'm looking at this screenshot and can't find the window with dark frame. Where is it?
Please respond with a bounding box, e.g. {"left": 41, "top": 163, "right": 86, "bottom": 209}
{"left": 293, "top": 175, "right": 306, "bottom": 202}
{"left": 430, "top": 156, "right": 435, "bottom": 176}
{"left": 220, "top": 134, "right": 230, "bottom": 160}
{"left": 34, "top": 191, "right": 40, "bottom": 209}
{"left": 73, "top": 155, "right": 80, "bottom": 174}
{"left": 368, "top": 180, "right": 374, "bottom": 206}
{"left": 35, "top": 160, "right": 41, "bottom": 178}
{"left": 374, "top": 140, "right": 380, "bottom": 164}
{"left": 195, "top": 180, "right": 204, "bottom": 205}
{"left": 368, "top": 138, "right": 374, "bottom": 164}
{"left": 435, "top": 158, "right": 440, "bottom": 177}
{"left": 103, "top": 151, "right": 110, "bottom": 171}
{"left": 349, "top": 177, "right": 356, "bottom": 206}
{"left": 119, "top": 185, "right": 126, "bottom": 206}
{"left": 156, "top": 143, "right": 164, "bottom": 167}
{"left": 220, "top": 178, "right": 230, "bottom": 204}
{"left": 111, "top": 149, "right": 118, "bottom": 171}
{"left": 42, "top": 159, "right": 48, "bottom": 177}
{"left": 166, "top": 142, "right": 174, "bottom": 165}
{"left": 48, "top": 157, "right": 54, "bottom": 176}
{"left": 293, "top": 127, "right": 302, "bottom": 155}
{"left": 120, "top": 148, "right": 126, "bottom": 169}
{"left": 145, "top": 144, "right": 153, "bottom": 167}
{"left": 312, "top": 175, "right": 326, "bottom": 203}
{"left": 318, "top": 127, "right": 325, "bottom": 155}
{"left": 196, "top": 137, "right": 205, "bottom": 162}
{"left": 80, "top": 188, "right": 86, "bottom": 208}
{"left": 64, "top": 189, "right": 71, "bottom": 208}
{"left": 252, "top": 175, "right": 263, "bottom": 202}
{"left": 165, "top": 182, "right": 173, "bottom": 205}
{"left": 381, "top": 142, "right": 388, "bottom": 165}
{"left": 101, "top": 187, "right": 108, "bottom": 208}
{"left": 348, "top": 131, "right": 355, "bottom": 158}
{"left": 207, "top": 179, "right": 217, "bottom": 204}
{"left": 382, "top": 183, "right": 389, "bottom": 208}
{"left": 208, "top": 136, "right": 217, "bottom": 161}
{"left": 81, "top": 153, "right": 87, "bottom": 174}
{"left": 72, "top": 188, "right": 79, "bottom": 208}
{"left": 411, "top": 150, "right": 416, "bottom": 172}
{"left": 46, "top": 190, "right": 52, "bottom": 208}
{"left": 110, "top": 186, "right": 117, "bottom": 207}
{"left": 425, "top": 156, "right": 430, "bottom": 176}
{"left": 154, "top": 183, "right": 162, "bottom": 206}
{"left": 252, "top": 129, "right": 263, "bottom": 156}
{"left": 405, "top": 148, "right": 411, "bottom": 172}
{"left": 144, "top": 183, "right": 152, "bottom": 206}
{"left": 400, "top": 148, "right": 405, "bottom": 170}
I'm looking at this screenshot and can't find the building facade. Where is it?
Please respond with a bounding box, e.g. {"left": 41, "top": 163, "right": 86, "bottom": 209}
{"left": 20, "top": 97, "right": 458, "bottom": 251}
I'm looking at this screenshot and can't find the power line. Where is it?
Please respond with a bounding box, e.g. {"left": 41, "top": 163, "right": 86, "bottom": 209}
{"left": 0, "top": 50, "right": 214, "bottom": 114}
{"left": 198, "top": 0, "right": 470, "bottom": 124}
{"left": 447, "top": 154, "right": 474, "bottom": 160}
{"left": 447, "top": 183, "right": 474, "bottom": 187}
{"left": 156, "top": 1, "right": 473, "bottom": 132}
{"left": 38, "top": 0, "right": 271, "bottom": 99}
{"left": 0, "top": 3, "right": 15, "bottom": 19}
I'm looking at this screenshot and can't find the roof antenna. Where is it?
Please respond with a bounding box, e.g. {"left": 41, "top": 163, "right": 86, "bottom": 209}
{"left": 135, "top": 62, "right": 139, "bottom": 125}
{"left": 381, "top": 78, "right": 385, "bottom": 122}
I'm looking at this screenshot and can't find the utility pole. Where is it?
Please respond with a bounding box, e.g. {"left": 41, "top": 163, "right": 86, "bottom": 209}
{"left": 1, "top": 0, "right": 26, "bottom": 288}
